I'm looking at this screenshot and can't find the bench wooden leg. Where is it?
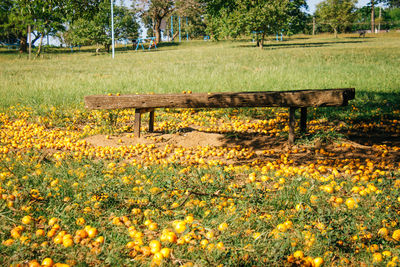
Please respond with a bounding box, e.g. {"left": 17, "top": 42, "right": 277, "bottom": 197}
{"left": 134, "top": 108, "right": 155, "bottom": 137}
{"left": 149, "top": 110, "right": 155, "bottom": 132}
{"left": 134, "top": 109, "right": 142, "bottom": 138}
{"left": 289, "top": 107, "right": 296, "bottom": 145}
{"left": 300, "top": 107, "right": 307, "bottom": 134}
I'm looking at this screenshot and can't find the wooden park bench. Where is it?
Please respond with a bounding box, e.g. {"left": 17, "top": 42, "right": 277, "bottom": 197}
{"left": 85, "top": 88, "right": 355, "bottom": 144}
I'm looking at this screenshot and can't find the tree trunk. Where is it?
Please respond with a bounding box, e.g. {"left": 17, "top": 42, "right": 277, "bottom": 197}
{"left": 378, "top": 6, "right": 381, "bottom": 32}
{"left": 259, "top": 32, "right": 265, "bottom": 49}
{"left": 312, "top": 17, "right": 316, "bottom": 35}
{"left": 36, "top": 33, "right": 44, "bottom": 57}
{"left": 334, "top": 27, "right": 338, "bottom": 38}
{"left": 19, "top": 35, "right": 27, "bottom": 53}
{"left": 154, "top": 19, "right": 162, "bottom": 43}
{"left": 371, "top": 0, "right": 375, "bottom": 34}
{"left": 173, "top": 31, "right": 179, "bottom": 40}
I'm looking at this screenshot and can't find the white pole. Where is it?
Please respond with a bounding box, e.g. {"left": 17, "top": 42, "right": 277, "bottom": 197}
{"left": 111, "top": 0, "right": 115, "bottom": 59}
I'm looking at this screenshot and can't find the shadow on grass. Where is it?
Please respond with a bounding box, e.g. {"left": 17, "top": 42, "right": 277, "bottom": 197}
{"left": 238, "top": 39, "right": 366, "bottom": 50}
{"left": 329, "top": 90, "right": 400, "bottom": 146}
{"left": 156, "top": 42, "right": 181, "bottom": 48}
{"left": 346, "top": 36, "right": 374, "bottom": 39}
{"left": 0, "top": 41, "right": 183, "bottom": 55}
{"left": 317, "top": 90, "right": 400, "bottom": 122}
{"left": 0, "top": 46, "right": 123, "bottom": 55}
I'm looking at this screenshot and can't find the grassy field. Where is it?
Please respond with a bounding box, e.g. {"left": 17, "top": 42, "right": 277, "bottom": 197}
{"left": 1, "top": 34, "right": 400, "bottom": 266}
{"left": 1, "top": 33, "right": 399, "bottom": 109}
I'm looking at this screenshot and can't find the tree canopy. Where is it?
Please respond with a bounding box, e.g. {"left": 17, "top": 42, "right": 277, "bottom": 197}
{"left": 0, "top": 0, "right": 139, "bottom": 54}
{"left": 0, "top": 0, "right": 101, "bottom": 53}
{"left": 0, "top": 0, "right": 398, "bottom": 55}
{"left": 388, "top": 0, "right": 400, "bottom": 7}
{"left": 133, "top": 0, "right": 201, "bottom": 43}
{"left": 202, "top": 0, "right": 307, "bottom": 48}
{"left": 315, "top": 0, "right": 357, "bottom": 38}
{"left": 64, "top": 1, "right": 139, "bottom": 51}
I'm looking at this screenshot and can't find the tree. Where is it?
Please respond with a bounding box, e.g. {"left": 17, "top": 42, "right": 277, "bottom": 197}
{"left": 133, "top": 0, "right": 201, "bottom": 43}
{"left": 354, "top": 5, "right": 400, "bottom": 30}
{"left": 1, "top": 1, "right": 67, "bottom": 54}
{"left": 203, "top": 0, "right": 303, "bottom": 48}
{"left": 64, "top": 1, "right": 139, "bottom": 52}
{"left": 0, "top": 0, "right": 107, "bottom": 54}
{"left": 387, "top": 0, "right": 400, "bottom": 7}
{"left": 113, "top": 3, "right": 141, "bottom": 41}
{"left": 284, "top": 0, "right": 309, "bottom": 35}
{"left": 315, "top": 0, "right": 357, "bottom": 38}
{"left": 236, "top": 0, "right": 291, "bottom": 48}
{"left": 354, "top": 5, "right": 374, "bottom": 30}
{"left": 368, "top": 0, "right": 394, "bottom": 33}
{"left": 201, "top": 0, "right": 240, "bottom": 40}
{"left": 371, "top": 0, "right": 376, "bottom": 33}
{"left": 64, "top": 0, "right": 104, "bottom": 22}
{"left": 182, "top": 13, "right": 207, "bottom": 39}
{"left": 0, "top": 1, "right": 18, "bottom": 44}
{"left": 29, "top": 0, "right": 67, "bottom": 56}
{"left": 0, "top": 0, "right": 34, "bottom": 53}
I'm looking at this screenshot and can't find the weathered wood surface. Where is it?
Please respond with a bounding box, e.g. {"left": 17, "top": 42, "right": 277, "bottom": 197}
{"left": 85, "top": 88, "right": 355, "bottom": 110}
{"left": 300, "top": 107, "right": 307, "bottom": 134}
{"left": 289, "top": 107, "right": 296, "bottom": 144}
{"left": 134, "top": 108, "right": 155, "bottom": 138}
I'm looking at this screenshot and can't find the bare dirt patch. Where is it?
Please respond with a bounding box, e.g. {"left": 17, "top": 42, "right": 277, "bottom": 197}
{"left": 85, "top": 130, "right": 226, "bottom": 148}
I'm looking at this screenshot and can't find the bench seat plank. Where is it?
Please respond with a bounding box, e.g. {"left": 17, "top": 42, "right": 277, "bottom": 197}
{"left": 85, "top": 88, "right": 355, "bottom": 110}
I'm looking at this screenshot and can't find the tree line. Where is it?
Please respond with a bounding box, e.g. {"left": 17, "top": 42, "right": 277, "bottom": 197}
{"left": 1, "top": 0, "right": 399, "bottom": 54}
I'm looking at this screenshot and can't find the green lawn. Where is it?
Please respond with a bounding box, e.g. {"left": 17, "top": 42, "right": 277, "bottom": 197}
{"left": 1, "top": 33, "right": 399, "bottom": 109}
{"left": 1, "top": 33, "right": 400, "bottom": 266}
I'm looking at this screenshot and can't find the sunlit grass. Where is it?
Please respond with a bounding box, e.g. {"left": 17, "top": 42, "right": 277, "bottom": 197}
{"left": 1, "top": 33, "right": 400, "bottom": 266}
{"left": 0, "top": 33, "right": 399, "bottom": 109}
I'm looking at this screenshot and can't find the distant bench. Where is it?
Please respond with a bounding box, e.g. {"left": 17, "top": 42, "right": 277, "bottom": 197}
{"left": 85, "top": 88, "right": 355, "bottom": 144}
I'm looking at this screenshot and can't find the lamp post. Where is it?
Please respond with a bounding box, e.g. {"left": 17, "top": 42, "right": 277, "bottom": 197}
{"left": 111, "top": 0, "right": 115, "bottom": 58}
{"left": 186, "top": 17, "right": 188, "bottom": 41}
{"left": 171, "top": 16, "right": 174, "bottom": 41}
